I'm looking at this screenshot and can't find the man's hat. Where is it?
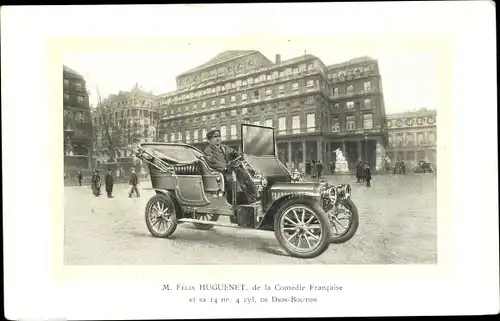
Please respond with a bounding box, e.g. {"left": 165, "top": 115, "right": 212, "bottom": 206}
{"left": 206, "top": 129, "right": 221, "bottom": 140}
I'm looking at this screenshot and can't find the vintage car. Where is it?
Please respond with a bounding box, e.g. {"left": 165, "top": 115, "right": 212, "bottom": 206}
{"left": 135, "top": 124, "right": 359, "bottom": 259}
{"left": 412, "top": 160, "right": 434, "bottom": 173}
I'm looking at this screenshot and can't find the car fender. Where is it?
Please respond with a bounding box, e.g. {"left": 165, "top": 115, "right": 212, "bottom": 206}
{"left": 257, "top": 193, "right": 320, "bottom": 230}
{"left": 145, "top": 188, "right": 186, "bottom": 219}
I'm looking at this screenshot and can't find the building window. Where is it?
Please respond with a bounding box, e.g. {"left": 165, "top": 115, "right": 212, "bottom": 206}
{"left": 307, "top": 63, "right": 314, "bottom": 70}
{"left": 170, "top": 133, "right": 175, "bottom": 142}
{"left": 242, "top": 80, "right": 247, "bottom": 86}
{"left": 406, "top": 133, "right": 414, "bottom": 146}
{"left": 363, "top": 113, "right": 373, "bottom": 129}
{"left": 427, "top": 132, "right": 435, "bottom": 144}
{"left": 231, "top": 109, "right": 237, "bottom": 116}
{"left": 202, "top": 102, "right": 206, "bottom": 108}
{"left": 254, "top": 77, "right": 260, "bottom": 84}
{"left": 202, "top": 128, "right": 207, "bottom": 140}
{"left": 232, "top": 82, "right": 236, "bottom": 89}
{"left": 265, "top": 88, "right": 272, "bottom": 96}
{"left": 306, "top": 80, "right": 314, "bottom": 88}
{"left": 177, "top": 131, "right": 182, "bottom": 142}
{"left": 185, "top": 131, "right": 191, "bottom": 143}
{"left": 364, "top": 98, "right": 372, "bottom": 108}
{"left": 64, "top": 93, "right": 70, "bottom": 101}
{"left": 230, "top": 95, "right": 236, "bottom": 102}
{"left": 265, "top": 119, "right": 273, "bottom": 128}
{"left": 292, "top": 115, "right": 300, "bottom": 134}
{"left": 253, "top": 120, "right": 260, "bottom": 126}
{"left": 266, "top": 74, "right": 272, "bottom": 81}
{"left": 346, "top": 101, "right": 355, "bottom": 109}
{"left": 333, "top": 88, "right": 339, "bottom": 96}
{"left": 220, "top": 98, "right": 225, "bottom": 105}
{"left": 306, "top": 113, "right": 315, "bottom": 132}
{"left": 278, "top": 85, "right": 285, "bottom": 94}
{"left": 388, "top": 135, "right": 394, "bottom": 147}
{"left": 75, "top": 82, "right": 82, "bottom": 89}
{"left": 334, "top": 103, "right": 340, "bottom": 109}
{"left": 64, "top": 79, "right": 69, "bottom": 87}
{"left": 347, "top": 84, "right": 354, "bottom": 93}
{"left": 417, "top": 132, "right": 425, "bottom": 145}
{"left": 396, "top": 134, "right": 404, "bottom": 146}
{"left": 346, "top": 116, "right": 355, "bottom": 130}
{"left": 220, "top": 125, "right": 227, "bottom": 140}
{"left": 242, "top": 93, "right": 247, "bottom": 100}
{"left": 242, "top": 107, "right": 247, "bottom": 115}
{"left": 292, "top": 83, "right": 299, "bottom": 91}
{"left": 236, "top": 80, "right": 242, "bottom": 87}
{"left": 278, "top": 117, "right": 286, "bottom": 133}
{"left": 332, "top": 118, "right": 340, "bottom": 132}
{"left": 193, "top": 130, "right": 199, "bottom": 142}
{"left": 279, "top": 71, "right": 285, "bottom": 78}
{"left": 248, "top": 78, "right": 253, "bottom": 85}
{"left": 259, "top": 74, "right": 266, "bottom": 82}
{"left": 364, "top": 81, "right": 372, "bottom": 92}
{"left": 253, "top": 90, "right": 260, "bottom": 99}
{"left": 230, "top": 124, "right": 237, "bottom": 139}
{"left": 293, "top": 67, "right": 299, "bottom": 74}
{"left": 202, "top": 115, "right": 207, "bottom": 121}
{"left": 210, "top": 100, "right": 215, "bottom": 107}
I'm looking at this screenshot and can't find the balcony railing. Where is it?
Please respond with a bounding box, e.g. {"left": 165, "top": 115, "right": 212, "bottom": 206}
{"left": 277, "top": 126, "right": 320, "bottom": 136}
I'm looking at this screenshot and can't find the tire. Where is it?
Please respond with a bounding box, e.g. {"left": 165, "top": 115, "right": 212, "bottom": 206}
{"left": 329, "top": 198, "right": 359, "bottom": 244}
{"left": 145, "top": 193, "right": 178, "bottom": 238}
{"left": 192, "top": 213, "right": 220, "bottom": 230}
{"left": 274, "top": 198, "right": 331, "bottom": 259}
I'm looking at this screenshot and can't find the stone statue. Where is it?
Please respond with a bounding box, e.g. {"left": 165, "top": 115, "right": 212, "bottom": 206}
{"left": 333, "top": 148, "right": 349, "bottom": 173}
{"left": 65, "top": 136, "right": 74, "bottom": 156}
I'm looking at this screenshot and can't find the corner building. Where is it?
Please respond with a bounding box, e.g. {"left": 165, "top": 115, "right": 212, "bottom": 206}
{"left": 385, "top": 109, "right": 436, "bottom": 167}
{"left": 157, "top": 51, "right": 388, "bottom": 172}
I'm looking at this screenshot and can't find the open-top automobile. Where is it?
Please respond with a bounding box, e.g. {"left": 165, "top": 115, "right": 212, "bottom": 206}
{"left": 135, "top": 123, "right": 359, "bottom": 259}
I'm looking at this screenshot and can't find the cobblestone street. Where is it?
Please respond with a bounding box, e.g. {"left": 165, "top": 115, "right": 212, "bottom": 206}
{"left": 64, "top": 174, "right": 437, "bottom": 265}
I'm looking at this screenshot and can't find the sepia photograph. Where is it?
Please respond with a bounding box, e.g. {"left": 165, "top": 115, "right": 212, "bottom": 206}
{"left": 62, "top": 43, "right": 438, "bottom": 265}
{"left": 3, "top": 2, "right": 498, "bottom": 320}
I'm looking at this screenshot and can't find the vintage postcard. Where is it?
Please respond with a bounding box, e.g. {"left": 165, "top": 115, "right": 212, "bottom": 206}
{"left": 2, "top": 2, "right": 498, "bottom": 319}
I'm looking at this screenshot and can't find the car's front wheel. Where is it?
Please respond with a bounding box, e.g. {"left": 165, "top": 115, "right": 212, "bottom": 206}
{"left": 145, "top": 194, "right": 178, "bottom": 238}
{"left": 274, "top": 198, "right": 331, "bottom": 259}
{"left": 329, "top": 198, "right": 359, "bottom": 244}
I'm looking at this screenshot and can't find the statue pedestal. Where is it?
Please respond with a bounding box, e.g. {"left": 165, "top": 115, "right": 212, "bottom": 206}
{"left": 335, "top": 159, "right": 350, "bottom": 173}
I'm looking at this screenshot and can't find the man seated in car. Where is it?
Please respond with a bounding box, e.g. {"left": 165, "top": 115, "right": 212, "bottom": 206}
{"left": 203, "top": 129, "right": 260, "bottom": 203}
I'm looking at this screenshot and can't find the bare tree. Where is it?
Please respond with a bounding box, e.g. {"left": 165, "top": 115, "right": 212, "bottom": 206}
{"left": 94, "top": 86, "right": 124, "bottom": 162}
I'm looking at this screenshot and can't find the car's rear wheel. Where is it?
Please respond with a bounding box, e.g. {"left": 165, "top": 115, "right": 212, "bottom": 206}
{"left": 192, "top": 213, "right": 220, "bottom": 230}
{"left": 145, "top": 194, "right": 178, "bottom": 238}
{"left": 274, "top": 198, "right": 331, "bottom": 259}
{"left": 329, "top": 198, "right": 359, "bottom": 244}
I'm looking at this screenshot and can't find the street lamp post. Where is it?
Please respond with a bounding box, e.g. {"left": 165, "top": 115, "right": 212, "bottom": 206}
{"left": 364, "top": 135, "right": 368, "bottom": 162}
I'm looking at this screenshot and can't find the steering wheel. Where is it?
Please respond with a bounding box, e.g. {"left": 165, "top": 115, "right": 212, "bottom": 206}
{"left": 226, "top": 155, "right": 244, "bottom": 170}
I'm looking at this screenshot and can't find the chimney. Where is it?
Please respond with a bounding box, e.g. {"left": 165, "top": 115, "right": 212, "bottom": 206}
{"left": 275, "top": 54, "right": 281, "bottom": 64}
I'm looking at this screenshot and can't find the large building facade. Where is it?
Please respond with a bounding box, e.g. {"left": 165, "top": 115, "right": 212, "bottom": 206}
{"left": 156, "top": 50, "right": 388, "bottom": 172}
{"left": 63, "top": 65, "right": 93, "bottom": 169}
{"left": 385, "top": 108, "right": 437, "bottom": 167}
{"left": 92, "top": 83, "right": 161, "bottom": 165}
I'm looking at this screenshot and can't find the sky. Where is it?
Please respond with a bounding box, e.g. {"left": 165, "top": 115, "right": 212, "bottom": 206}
{"left": 61, "top": 3, "right": 442, "bottom": 114}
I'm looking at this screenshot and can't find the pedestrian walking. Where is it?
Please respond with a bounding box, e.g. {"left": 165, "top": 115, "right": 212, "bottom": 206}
{"left": 316, "top": 160, "right": 323, "bottom": 180}
{"left": 356, "top": 161, "right": 364, "bottom": 183}
{"left": 311, "top": 160, "right": 317, "bottom": 180}
{"left": 128, "top": 168, "right": 140, "bottom": 198}
{"left": 105, "top": 168, "right": 114, "bottom": 198}
{"left": 305, "top": 161, "right": 311, "bottom": 177}
{"left": 91, "top": 169, "right": 101, "bottom": 196}
{"left": 329, "top": 160, "right": 335, "bottom": 174}
{"left": 78, "top": 171, "right": 83, "bottom": 186}
{"left": 364, "top": 164, "right": 372, "bottom": 187}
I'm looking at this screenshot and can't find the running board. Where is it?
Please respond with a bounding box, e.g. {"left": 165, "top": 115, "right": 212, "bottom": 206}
{"left": 178, "top": 218, "right": 246, "bottom": 229}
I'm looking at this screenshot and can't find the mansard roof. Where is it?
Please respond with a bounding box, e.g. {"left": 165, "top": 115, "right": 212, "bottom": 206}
{"left": 327, "top": 56, "right": 376, "bottom": 70}
{"left": 177, "top": 50, "right": 257, "bottom": 76}
{"left": 63, "top": 65, "right": 84, "bottom": 78}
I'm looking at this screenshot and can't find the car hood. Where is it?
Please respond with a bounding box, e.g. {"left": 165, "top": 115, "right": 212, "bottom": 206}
{"left": 269, "top": 182, "right": 323, "bottom": 201}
